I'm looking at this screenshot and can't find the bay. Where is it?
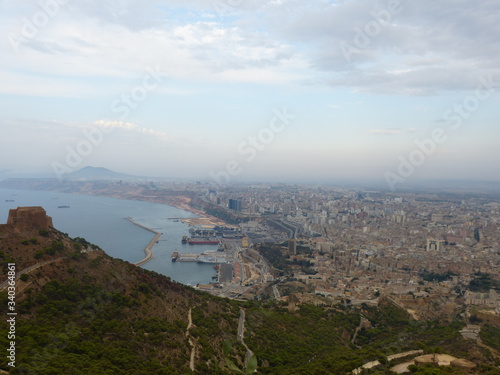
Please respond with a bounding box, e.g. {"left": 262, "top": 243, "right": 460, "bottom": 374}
{"left": 0, "top": 188, "right": 220, "bottom": 286}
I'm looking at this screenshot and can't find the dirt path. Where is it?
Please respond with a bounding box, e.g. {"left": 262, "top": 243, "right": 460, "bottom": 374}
{"left": 186, "top": 308, "right": 196, "bottom": 371}
{"left": 0, "top": 257, "right": 65, "bottom": 291}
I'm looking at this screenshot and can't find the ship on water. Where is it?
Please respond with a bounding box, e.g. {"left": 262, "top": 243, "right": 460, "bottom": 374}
{"left": 197, "top": 250, "right": 227, "bottom": 263}
{"left": 182, "top": 226, "right": 222, "bottom": 245}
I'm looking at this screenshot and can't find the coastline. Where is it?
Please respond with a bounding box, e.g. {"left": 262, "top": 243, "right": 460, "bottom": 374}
{"left": 1, "top": 187, "right": 222, "bottom": 285}
{"left": 0, "top": 183, "right": 226, "bottom": 228}
{"left": 125, "top": 217, "right": 162, "bottom": 267}
{"left": 0, "top": 185, "right": 228, "bottom": 265}
{"left": 163, "top": 196, "right": 226, "bottom": 227}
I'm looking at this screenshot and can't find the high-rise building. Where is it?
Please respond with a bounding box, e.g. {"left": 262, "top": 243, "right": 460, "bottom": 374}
{"left": 288, "top": 239, "right": 297, "bottom": 255}
{"left": 228, "top": 199, "right": 242, "bottom": 211}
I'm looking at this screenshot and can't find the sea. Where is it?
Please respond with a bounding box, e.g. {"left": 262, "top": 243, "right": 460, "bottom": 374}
{"left": 0, "top": 188, "right": 220, "bottom": 286}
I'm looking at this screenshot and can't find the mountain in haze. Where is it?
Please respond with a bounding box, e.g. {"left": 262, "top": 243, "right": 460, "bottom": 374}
{"left": 63, "top": 166, "right": 143, "bottom": 181}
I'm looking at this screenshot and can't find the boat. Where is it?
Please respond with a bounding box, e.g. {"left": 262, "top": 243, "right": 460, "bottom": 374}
{"left": 171, "top": 251, "right": 179, "bottom": 262}
{"left": 181, "top": 235, "right": 188, "bottom": 244}
{"left": 58, "top": 205, "right": 70, "bottom": 208}
{"left": 197, "top": 255, "right": 227, "bottom": 264}
{"left": 5, "top": 200, "right": 14, "bottom": 202}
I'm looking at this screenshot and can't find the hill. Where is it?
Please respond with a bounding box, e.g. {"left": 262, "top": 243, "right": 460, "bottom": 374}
{"left": 63, "top": 166, "right": 142, "bottom": 181}
{"left": 0, "top": 208, "right": 499, "bottom": 374}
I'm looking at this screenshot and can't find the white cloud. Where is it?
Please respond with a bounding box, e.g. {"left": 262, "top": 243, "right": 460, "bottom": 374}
{"left": 3, "top": 0, "right": 498, "bottom": 97}
{"left": 93, "top": 120, "right": 169, "bottom": 140}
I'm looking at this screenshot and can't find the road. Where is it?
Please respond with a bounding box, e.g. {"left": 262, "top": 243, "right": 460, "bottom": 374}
{"left": 0, "top": 257, "right": 66, "bottom": 291}
{"left": 237, "top": 308, "right": 245, "bottom": 342}
{"left": 272, "top": 284, "right": 281, "bottom": 299}
{"left": 237, "top": 308, "right": 254, "bottom": 365}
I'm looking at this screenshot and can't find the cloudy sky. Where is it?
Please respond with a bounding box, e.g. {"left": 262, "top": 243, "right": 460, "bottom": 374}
{"left": 1, "top": 0, "right": 499, "bottom": 188}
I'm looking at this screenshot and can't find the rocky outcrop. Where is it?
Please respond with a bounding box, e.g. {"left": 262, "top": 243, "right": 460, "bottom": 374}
{"left": 6, "top": 207, "right": 53, "bottom": 233}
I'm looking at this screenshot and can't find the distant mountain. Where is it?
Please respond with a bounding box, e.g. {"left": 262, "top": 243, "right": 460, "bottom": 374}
{"left": 64, "top": 166, "right": 144, "bottom": 181}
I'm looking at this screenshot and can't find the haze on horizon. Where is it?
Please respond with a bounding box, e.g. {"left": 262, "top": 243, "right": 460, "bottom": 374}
{"left": 1, "top": 0, "right": 499, "bottom": 188}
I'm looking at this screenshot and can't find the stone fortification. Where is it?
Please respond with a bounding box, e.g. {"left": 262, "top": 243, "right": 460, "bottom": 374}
{"left": 6, "top": 207, "right": 53, "bottom": 233}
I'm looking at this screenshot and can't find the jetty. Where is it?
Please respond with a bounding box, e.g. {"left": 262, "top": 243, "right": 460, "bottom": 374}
{"left": 125, "top": 217, "right": 162, "bottom": 267}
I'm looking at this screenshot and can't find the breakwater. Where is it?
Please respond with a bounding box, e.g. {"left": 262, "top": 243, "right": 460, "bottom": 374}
{"left": 125, "top": 217, "right": 162, "bottom": 267}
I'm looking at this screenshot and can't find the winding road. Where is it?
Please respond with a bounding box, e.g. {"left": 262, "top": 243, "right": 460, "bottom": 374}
{"left": 0, "top": 257, "right": 66, "bottom": 291}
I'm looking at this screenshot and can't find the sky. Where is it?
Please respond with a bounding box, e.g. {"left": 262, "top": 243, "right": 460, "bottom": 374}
{"left": 0, "top": 0, "right": 499, "bottom": 189}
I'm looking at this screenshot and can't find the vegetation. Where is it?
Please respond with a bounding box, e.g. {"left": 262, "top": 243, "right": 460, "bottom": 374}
{"left": 257, "top": 243, "right": 316, "bottom": 276}
{"left": 0, "top": 226, "right": 498, "bottom": 374}
{"left": 420, "top": 271, "right": 457, "bottom": 283}
{"left": 468, "top": 273, "right": 500, "bottom": 292}
{"left": 480, "top": 325, "right": 500, "bottom": 352}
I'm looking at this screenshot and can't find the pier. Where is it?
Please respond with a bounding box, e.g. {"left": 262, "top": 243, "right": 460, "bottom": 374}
{"left": 125, "top": 217, "right": 162, "bottom": 267}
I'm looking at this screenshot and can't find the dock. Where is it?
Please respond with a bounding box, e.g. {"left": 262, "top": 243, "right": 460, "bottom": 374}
{"left": 125, "top": 217, "right": 162, "bottom": 267}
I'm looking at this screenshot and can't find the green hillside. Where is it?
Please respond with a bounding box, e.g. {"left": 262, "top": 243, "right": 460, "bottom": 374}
{"left": 0, "top": 225, "right": 498, "bottom": 374}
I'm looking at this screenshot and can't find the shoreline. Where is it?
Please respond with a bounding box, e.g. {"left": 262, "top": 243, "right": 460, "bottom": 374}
{"left": 0, "top": 186, "right": 226, "bottom": 228}
{"left": 125, "top": 217, "right": 162, "bottom": 267}
{"left": 1, "top": 187, "right": 222, "bottom": 285}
